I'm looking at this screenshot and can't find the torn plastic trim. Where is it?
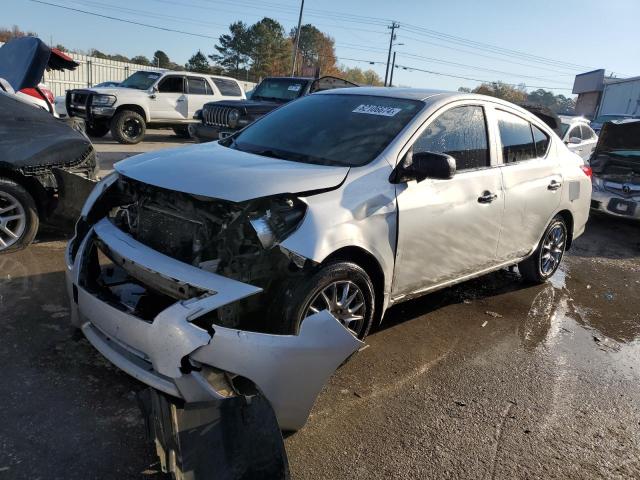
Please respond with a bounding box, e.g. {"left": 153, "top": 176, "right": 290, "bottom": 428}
{"left": 68, "top": 219, "right": 364, "bottom": 430}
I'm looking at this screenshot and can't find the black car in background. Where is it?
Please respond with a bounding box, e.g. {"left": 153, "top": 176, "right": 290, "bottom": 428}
{"left": 189, "top": 76, "right": 357, "bottom": 142}
{"left": 0, "top": 37, "right": 98, "bottom": 253}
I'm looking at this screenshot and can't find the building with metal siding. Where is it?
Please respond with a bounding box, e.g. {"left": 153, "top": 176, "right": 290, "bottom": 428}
{"left": 572, "top": 69, "right": 640, "bottom": 119}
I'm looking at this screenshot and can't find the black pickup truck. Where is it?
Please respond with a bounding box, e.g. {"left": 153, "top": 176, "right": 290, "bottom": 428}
{"left": 189, "top": 76, "right": 357, "bottom": 142}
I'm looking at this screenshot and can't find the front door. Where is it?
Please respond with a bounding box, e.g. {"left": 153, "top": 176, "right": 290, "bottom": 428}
{"left": 152, "top": 75, "right": 188, "bottom": 120}
{"left": 494, "top": 108, "right": 563, "bottom": 261}
{"left": 393, "top": 104, "right": 504, "bottom": 297}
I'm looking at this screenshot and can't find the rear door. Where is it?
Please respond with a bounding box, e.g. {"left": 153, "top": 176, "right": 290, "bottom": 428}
{"left": 153, "top": 75, "right": 187, "bottom": 120}
{"left": 494, "top": 108, "right": 563, "bottom": 261}
{"left": 392, "top": 103, "right": 505, "bottom": 296}
{"left": 186, "top": 76, "right": 215, "bottom": 118}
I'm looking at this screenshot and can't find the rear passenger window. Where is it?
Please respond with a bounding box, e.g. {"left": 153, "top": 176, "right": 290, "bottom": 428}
{"left": 413, "top": 106, "right": 489, "bottom": 171}
{"left": 187, "top": 77, "right": 208, "bottom": 95}
{"left": 532, "top": 125, "right": 550, "bottom": 157}
{"left": 497, "top": 110, "right": 536, "bottom": 162}
{"left": 212, "top": 78, "right": 242, "bottom": 97}
{"left": 158, "top": 76, "right": 184, "bottom": 93}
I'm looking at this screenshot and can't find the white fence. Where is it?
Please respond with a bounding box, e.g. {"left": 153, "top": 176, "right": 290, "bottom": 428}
{"left": 44, "top": 53, "right": 161, "bottom": 96}
{"left": 0, "top": 42, "right": 256, "bottom": 96}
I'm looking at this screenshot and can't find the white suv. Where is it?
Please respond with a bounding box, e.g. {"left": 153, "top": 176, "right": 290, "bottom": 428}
{"left": 66, "top": 71, "right": 245, "bottom": 144}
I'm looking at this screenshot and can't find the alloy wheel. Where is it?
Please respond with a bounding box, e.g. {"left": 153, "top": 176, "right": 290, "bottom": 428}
{"left": 0, "top": 191, "right": 27, "bottom": 251}
{"left": 540, "top": 224, "right": 566, "bottom": 276}
{"left": 305, "top": 281, "right": 366, "bottom": 336}
{"left": 123, "top": 118, "right": 142, "bottom": 139}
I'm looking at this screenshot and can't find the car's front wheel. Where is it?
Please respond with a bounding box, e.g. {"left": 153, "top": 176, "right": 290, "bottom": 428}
{"left": 110, "top": 110, "right": 146, "bottom": 144}
{"left": 172, "top": 126, "right": 191, "bottom": 138}
{"left": 519, "top": 215, "right": 568, "bottom": 283}
{"left": 85, "top": 122, "right": 110, "bottom": 138}
{"left": 0, "top": 178, "right": 39, "bottom": 254}
{"left": 277, "top": 260, "right": 375, "bottom": 340}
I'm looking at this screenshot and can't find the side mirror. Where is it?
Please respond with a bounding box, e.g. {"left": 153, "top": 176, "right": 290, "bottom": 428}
{"left": 390, "top": 150, "right": 456, "bottom": 183}
{"left": 568, "top": 137, "right": 581, "bottom": 145}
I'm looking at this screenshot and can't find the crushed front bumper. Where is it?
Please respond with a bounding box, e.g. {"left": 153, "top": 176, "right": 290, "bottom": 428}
{"left": 66, "top": 218, "right": 363, "bottom": 431}
{"left": 591, "top": 188, "right": 640, "bottom": 220}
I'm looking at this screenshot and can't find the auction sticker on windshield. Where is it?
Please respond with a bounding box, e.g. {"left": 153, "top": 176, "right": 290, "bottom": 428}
{"left": 353, "top": 104, "right": 402, "bottom": 117}
{"left": 288, "top": 84, "right": 302, "bottom": 91}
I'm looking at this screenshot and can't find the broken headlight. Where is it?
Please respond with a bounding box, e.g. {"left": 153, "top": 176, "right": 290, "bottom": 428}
{"left": 249, "top": 196, "right": 306, "bottom": 249}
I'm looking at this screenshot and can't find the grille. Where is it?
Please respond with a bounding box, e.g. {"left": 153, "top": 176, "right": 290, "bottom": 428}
{"left": 22, "top": 146, "right": 96, "bottom": 176}
{"left": 604, "top": 181, "right": 640, "bottom": 197}
{"left": 203, "top": 106, "right": 233, "bottom": 127}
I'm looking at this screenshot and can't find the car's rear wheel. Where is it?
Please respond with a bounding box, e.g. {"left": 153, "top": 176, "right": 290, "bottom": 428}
{"left": 0, "top": 178, "right": 39, "bottom": 254}
{"left": 172, "top": 126, "right": 191, "bottom": 139}
{"left": 110, "top": 110, "right": 146, "bottom": 144}
{"left": 519, "top": 215, "right": 568, "bottom": 283}
{"left": 85, "top": 122, "right": 110, "bottom": 138}
{"left": 277, "top": 260, "right": 375, "bottom": 340}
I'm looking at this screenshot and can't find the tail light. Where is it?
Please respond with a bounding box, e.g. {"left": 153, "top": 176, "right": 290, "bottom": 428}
{"left": 19, "top": 87, "right": 45, "bottom": 100}
{"left": 580, "top": 165, "right": 593, "bottom": 179}
{"left": 40, "top": 86, "right": 55, "bottom": 105}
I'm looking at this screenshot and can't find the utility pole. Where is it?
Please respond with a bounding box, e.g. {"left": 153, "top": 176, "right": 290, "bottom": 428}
{"left": 389, "top": 51, "right": 397, "bottom": 87}
{"left": 291, "top": 0, "right": 305, "bottom": 76}
{"left": 384, "top": 21, "right": 399, "bottom": 87}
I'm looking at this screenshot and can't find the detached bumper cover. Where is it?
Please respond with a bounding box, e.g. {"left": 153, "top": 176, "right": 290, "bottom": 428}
{"left": 67, "top": 218, "right": 363, "bottom": 431}
{"left": 591, "top": 188, "right": 640, "bottom": 220}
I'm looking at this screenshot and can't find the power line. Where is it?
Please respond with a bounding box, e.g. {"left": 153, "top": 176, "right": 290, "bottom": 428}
{"left": 29, "top": 0, "right": 219, "bottom": 38}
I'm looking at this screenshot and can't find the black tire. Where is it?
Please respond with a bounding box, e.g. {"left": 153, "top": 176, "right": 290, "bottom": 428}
{"left": 0, "top": 178, "right": 39, "bottom": 254}
{"left": 276, "top": 260, "right": 375, "bottom": 340}
{"left": 85, "top": 122, "right": 110, "bottom": 138}
{"left": 519, "top": 215, "right": 568, "bottom": 284}
{"left": 110, "top": 110, "right": 146, "bottom": 144}
{"left": 172, "top": 126, "right": 191, "bottom": 139}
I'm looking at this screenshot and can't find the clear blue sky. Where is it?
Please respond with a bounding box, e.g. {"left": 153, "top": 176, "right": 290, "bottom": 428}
{"left": 5, "top": 0, "right": 640, "bottom": 95}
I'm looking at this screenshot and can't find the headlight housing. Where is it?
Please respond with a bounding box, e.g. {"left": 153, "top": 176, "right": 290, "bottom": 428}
{"left": 194, "top": 109, "right": 203, "bottom": 120}
{"left": 92, "top": 94, "right": 117, "bottom": 106}
{"left": 227, "top": 109, "right": 241, "bottom": 128}
{"left": 249, "top": 196, "right": 306, "bottom": 249}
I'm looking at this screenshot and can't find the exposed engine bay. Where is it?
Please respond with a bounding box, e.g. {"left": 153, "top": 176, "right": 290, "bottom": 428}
{"left": 591, "top": 153, "right": 640, "bottom": 184}
{"left": 79, "top": 175, "right": 311, "bottom": 331}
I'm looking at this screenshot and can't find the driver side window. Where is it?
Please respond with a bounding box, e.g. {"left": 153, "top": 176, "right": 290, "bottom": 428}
{"left": 413, "top": 106, "right": 490, "bottom": 171}
{"left": 158, "top": 76, "right": 185, "bottom": 93}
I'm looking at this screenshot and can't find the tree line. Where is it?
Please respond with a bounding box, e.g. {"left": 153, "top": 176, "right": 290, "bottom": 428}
{"left": 2, "top": 23, "right": 577, "bottom": 106}
{"left": 458, "top": 82, "right": 575, "bottom": 114}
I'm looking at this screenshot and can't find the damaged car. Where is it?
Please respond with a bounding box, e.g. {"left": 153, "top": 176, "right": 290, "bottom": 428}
{"left": 67, "top": 88, "right": 592, "bottom": 442}
{"left": 0, "top": 37, "right": 98, "bottom": 253}
{"left": 590, "top": 119, "right": 640, "bottom": 219}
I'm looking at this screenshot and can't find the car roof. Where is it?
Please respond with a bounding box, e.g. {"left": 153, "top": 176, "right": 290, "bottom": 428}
{"left": 559, "top": 115, "right": 590, "bottom": 125}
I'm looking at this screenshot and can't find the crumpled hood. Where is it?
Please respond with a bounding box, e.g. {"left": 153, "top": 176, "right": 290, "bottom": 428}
{"left": 115, "top": 141, "right": 349, "bottom": 202}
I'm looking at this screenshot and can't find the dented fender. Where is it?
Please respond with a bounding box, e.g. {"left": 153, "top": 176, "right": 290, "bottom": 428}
{"left": 66, "top": 218, "right": 363, "bottom": 431}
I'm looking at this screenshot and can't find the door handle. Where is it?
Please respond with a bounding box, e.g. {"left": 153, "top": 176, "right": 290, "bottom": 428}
{"left": 176, "top": 98, "right": 185, "bottom": 102}
{"left": 478, "top": 191, "right": 498, "bottom": 204}
{"left": 548, "top": 180, "right": 562, "bottom": 191}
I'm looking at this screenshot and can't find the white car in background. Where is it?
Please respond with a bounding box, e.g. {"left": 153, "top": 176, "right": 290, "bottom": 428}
{"left": 66, "top": 70, "right": 246, "bottom": 144}
{"left": 559, "top": 115, "right": 598, "bottom": 161}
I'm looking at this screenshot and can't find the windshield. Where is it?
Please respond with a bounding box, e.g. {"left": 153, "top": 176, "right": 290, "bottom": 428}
{"left": 224, "top": 94, "right": 423, "bottom": 167}
{"left": 251, "top": 78, "right": 310, "bottom": 102}
{"left": 120, "top": 71, "right": 162, "bottom": 90}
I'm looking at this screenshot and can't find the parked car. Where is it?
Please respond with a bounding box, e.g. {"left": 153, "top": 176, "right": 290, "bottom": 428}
{"left": 94, "top": 81, "right": 121, "bottom": 88}
{"left": 67, "top": 88, "right": 591, "bottom": 434}
{"left": 590, "top": 119, "right": 640, "bottom": 220}
{"left": 559, "top": 115, "right": 598, "bottom": 161}
{"left": 590, "top": 113, "right": 638, "bottom": 134}
{"left": 66, "top": 71, "right": 246, "bottom": 144}
{"left": 0, "top": 37, "right": 78, "bottom": 116}
{"left": 0, "top": 90, "right": 98, "bottom": 253}
{"left": 189, "top": 75, "right": 357, "bottom": 142}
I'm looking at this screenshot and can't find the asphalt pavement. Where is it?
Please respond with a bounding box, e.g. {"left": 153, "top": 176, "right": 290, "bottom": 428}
{"left": 0, "top": 136, "right": 639, "bottom": 479}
